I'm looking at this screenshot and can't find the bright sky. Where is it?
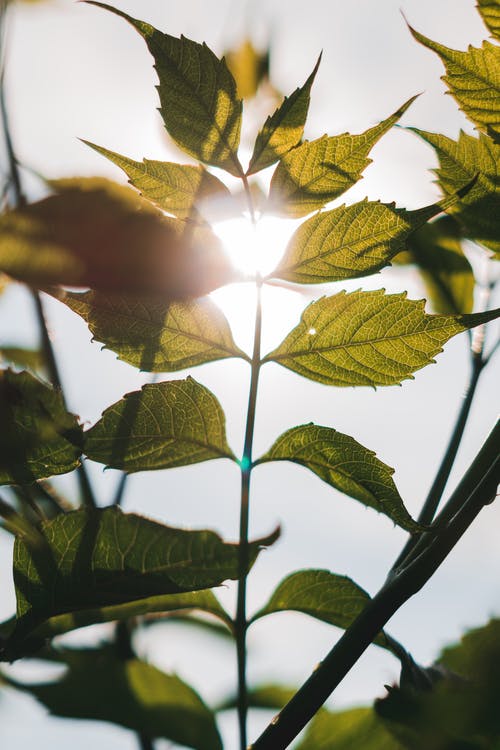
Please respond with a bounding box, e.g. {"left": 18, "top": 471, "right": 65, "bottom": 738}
{"left": 1, "top": 1, "right": 499, "bottom": 748}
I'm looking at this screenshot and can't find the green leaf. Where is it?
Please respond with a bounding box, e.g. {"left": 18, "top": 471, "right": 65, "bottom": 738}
{"left": 217, "top": 683, "right": 297, "bottom": 712}
{"left": 8, "top": 648, "right": 222, "bottom": 750}
{"left": 268, "top": 96, "right": 417, "bottom": 217}
{"left": 263, "top": 289, "right": 500, "bottom": 387}
{"left": 1, "top": 506, "right": 278, "bottom": 658}
{"left": 0, "top": 347, "right": 44, "bottom": 372}
{"left": 84, "top": 377, "right": 235, "bottom": 472}
{"left": 0, "top": 370, "right": 82, "bottom": 485}
{"left": 411, "top": 128, "right": 500, "bottom": 256}
{"left": 400, "top": 216, "right": 474, "bottom": 314}
{"left": 82, "top": 141, "right": 231, "bottom": 220}
{"left": 477, "top": 0, "right": 500, "bottom": 40}
{"left": 269, "top": 195, "right": 450, "bottom": 284}
{"left": 87, "top": 3, "right": 243, "bottom": 176}
{"left": 256, "top": 424, "right": 417, "bottom": 531}
{"left": 0, "top": 177, "right": 234, "bottom": 297}
{"left": 57, "top": 289, "right": 248, "bottom": 372}
{"left": 246, "top": 55, "right": 321, "bottom": 175}
{"left": 252, "top": 569, "right": 390, "bottom": 650}
{"left": 297, "top": 707, "right": 405, "bottom": 750}
{"left": 409, "top": 26, "right": 500, "bottom": 139}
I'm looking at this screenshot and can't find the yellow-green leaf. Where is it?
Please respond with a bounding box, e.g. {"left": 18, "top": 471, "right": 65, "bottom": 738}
{"left": 57, "top": 290, "right": 248, "bottom": 372}
{"left": 0, "top": 347, "right": 44, "bottom": 372}
{"left": 84, "top": 377, "right": 235, "bottom": 472}
{"left": 409, "top": 26, "right": 500, "bottom": 139}
{"left": 269, "top": 195, "right": 450, "bottom": 284}
{"left": 87, "top": 3, "right": 243, "bottom": 175}
{"left": 82, "top": 141, "right": 231, "bottom": 220}
{"left": 225, "top": 39, "right": 270, "bottom": 100}
{"left": 256, "top": 424, "right": 417, "bottom": 531}
{"left": 297, "top": 707, "right": 404, "bottom": 750}
{"left": 246, "top": 55, "right": 321, "bottom": 176}
{"left": 477, "top": 0, "right": 500, "bottom": 40}
{"left": 268, "top": 96, "right": 417, "bottom": 217}
{"left": 263, "top": 289, "right": 500, "bottom": 387}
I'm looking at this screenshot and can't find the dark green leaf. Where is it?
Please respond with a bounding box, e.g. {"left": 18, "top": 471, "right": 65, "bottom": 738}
{"left": 84, "top": 377, "right": 235, "bottom": 472}
{"left": 57, "top": 289, "right": 248, "bottom": 372}
{"left": 217, "top": 683, "right": 297, "bottom": 712}
{"left": 0, "top": 178, "right": 234, "bottom": 297}
{"left": 409, "top": 26, "right": 500, "bottom": 139}
{"left": 82, "top": 141, "right": 231, "bottom": 219}
{"left": 477, "top": 0, "right": 500, "bottom": 40}
{"left": 263, "top": 289, "right": 500, "bottom": 387}
{"left": 0, "top": 370, "right": 82, "bottom": 485}
{"left": 400, "top": 216, "right": 474, "bottom": 314}
{"left": 246, "top": 55, "right": 321, "bottom": 175}
{"left": 87, "top": 3, "right": 243, "bottom": 175}
{"left": 8, "top": 648, "right": 222, "bottom": 750}
{"left": 0, "top": 347, "right": 44, "bottom": 372}
{"left": 268, "top": 96, "right": 417, "bottom": 217}
{"left": 256, "top": 424, "right": 417, "bottom": 531}
{"left": 297, "top": 707, "right": 405, "bottom": 750}
{"left": 252, "top": 569, "right": 390, "bottom": 650}
{"left": 1, "top": 506, "right": 278, "bottom": 658}
{"left": 269, "top": 194, "right": 450, "bottom": 284}
{"left": 411, "top": 128, "right": 500, "bottom": 255}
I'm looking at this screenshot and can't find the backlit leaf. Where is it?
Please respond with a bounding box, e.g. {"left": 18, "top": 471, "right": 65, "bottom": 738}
{"left": 252, "top": 569, "right": 390, "bottom": 650}
{"left": 0, "top": 178, "right": 234, "bottom": 297}
{"left": 268, "top": 96, "right": 417, "bottom": 217}
{"left": 477, "top": 0, "right": 500, "bottom": 40}
{"left": 269, "top": 195, "right": 450, "bottom": 284}
{"left": 82, "top": 141, "right": 231, "bottom": 220}
{"left": 1, "top": 506, "right": 278, "bottom": 658}
{"left": 246, "top": 55, "right": 321, "bottom": 175}
{"left": 263, "top": 289, "right": 500, "bottom": 387}
{"left": 0, "top": 347, "right": 44, "bottom": 372}
{"left": 84, "top": 377, "right": 235, "bottom": 472}
{"left": 87, "top": 3, "right": 243, "bottom": 175}
{"left": 409, "top": 26, "right": 500, "bottom": 139}
{"left": 401, "top": 216, "right": 474, "bottom": 314}
{"left": 411, "top": 128, "right": 500, "bottom": 255}
{"left": 256, "top": 424, "right": 417, "bottom": 531}
{"left": 9, "top": 648, "right": 222, "bottom": 750}
{"left": 297, "top": 707, "right": 404, "bottom": 750}
{"left": 0, "top": 370, "right": 82, "bottom": 485}
{"left": 225, "top": 39, "right": 270, "bottom": 100}
{"left": 57, "top": 289, "right": 248, "bottom": 372}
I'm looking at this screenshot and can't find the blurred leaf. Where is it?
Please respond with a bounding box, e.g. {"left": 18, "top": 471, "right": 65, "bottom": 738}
{"left": 84, "top": 377, "right": 235, "bottom": 472}
{"left": 400, "top": 216, "right": 474, "bottom": 314}
{"left": 57, "top": 289, "right": 248, "bottom": 372}
{"left": 82, "top": 141, "right": 231, "bottom": 220}
{"left": 225, "top": 39, "right": 270, "bottom": 99}
{"left": 376, "top": 620, "right": 500, "bottom": 749}
{"left": 477, "top": 0, "right": 500, "bottom": 39}
{"left": 217, "top": 683, "right": 297, "bottom": 711}
{"left": 297, "top": 707, "right": 405, "bottom": 750}
{"left": 246, "top": 55, "right": 321, "bottom": 175}
{"left": 252, "top": 569, "right": 391, "bottom": 650}
{"left": 9, "top": 648, "right": 222, "bottom": 749}
{"left": 270, "top": 194, "right": 449, "bottom": 283}
{"left": 410, "top": 129, "right": 500, "bottom": 256}
{"left": 1, "top": 506, "right": 278, "bottom": 659}
{"left": 268, "top": 96, "right": 417, "bottom": 217}
{"left": 88, "top": 3, "right": 243, "bottom": 175}
{"left": 0, "top": 347, "right": 43, "bottom": 372}
{"left": 256, "top": 424, "right": 417, "bottom": 531}
{"left": 0, "top": 369, "right": 82, "bottom": 485}
{"left": 0, "top": 178, "right": 234, "bottom": 297}
{"left": 263, "top": 289, "right": 500, "bottom": 387}
{"left": 409, "top": 26, "right": 500, "bottom": 139}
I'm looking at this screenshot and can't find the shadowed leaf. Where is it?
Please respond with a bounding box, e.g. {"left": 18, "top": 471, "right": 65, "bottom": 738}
{"left": 0, "top": 370, "right": 82, "bottom": 485}
{"left": 256, "top": 424, "right": 417, "bottom": 531}
{"left": 268, "top": 96, "right": 417, "bottom": 217}
{"left": 269, "top": 194, "right": 452, "bottom": 284}
{"left": 251, "top": 569, "right": 390, "bottom": 650}
{"left": 477, "top": 0, "right": 500, "bottom": 39}
{"left": 84, "top": 377, "right": 235, "bottom": 472}
{"left": 246, "top": 55, "right": 321, "bottom": 175}
{"left": 57, "top": 289, "right": 248, "bottom": 372}
{"left": 0, "top": 178, "right": 234, "bottom": 297}
{"left": 409, "top": 26, "right": 500, "bottom": 139}
{"left": 87, "top": 2, "right": 243, "bottom": 175}
{"left": 297, "top": 707, "right": 404, "bottom": 750}
{"left": 263, "top": 289, "right": 500, "bottom": 387}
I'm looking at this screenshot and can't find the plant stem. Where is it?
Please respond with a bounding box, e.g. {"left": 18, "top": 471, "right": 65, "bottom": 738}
{"left": 250, "top": 420, "right": 500, "bottom": 749}
{"left": 236, "top": 278, "right": 263, "bottom": 750}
